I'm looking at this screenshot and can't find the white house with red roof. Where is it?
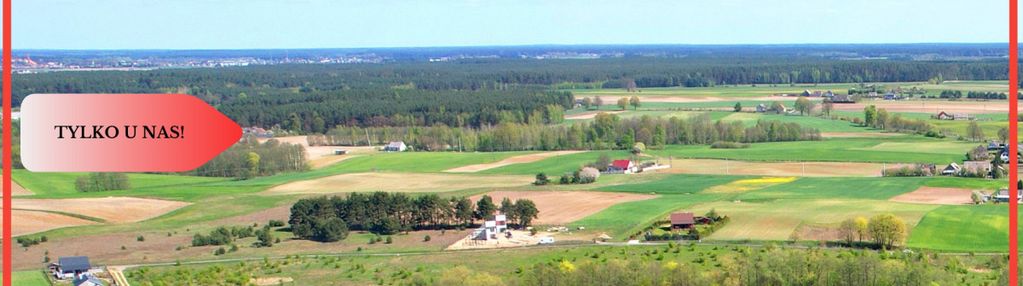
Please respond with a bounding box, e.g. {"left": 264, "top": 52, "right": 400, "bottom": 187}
{"left": 608, "top": 159, "right": 637, "bottom": 174}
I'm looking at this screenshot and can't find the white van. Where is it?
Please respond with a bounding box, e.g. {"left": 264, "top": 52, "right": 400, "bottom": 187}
{"left": 538, "top": 237, "right": 555, "bottom": 245}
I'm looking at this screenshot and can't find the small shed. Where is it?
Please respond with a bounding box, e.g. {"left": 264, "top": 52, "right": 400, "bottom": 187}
{"left": 670, "top": 212, "right": 696, "bottom": 230}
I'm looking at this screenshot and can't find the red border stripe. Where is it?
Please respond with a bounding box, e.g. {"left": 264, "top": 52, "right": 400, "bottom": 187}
{"left": 2, "top": 0, "right": 12, "bottom": 282}
{"left": 1010, "top": 0, "right": 1019, "bottom": 283}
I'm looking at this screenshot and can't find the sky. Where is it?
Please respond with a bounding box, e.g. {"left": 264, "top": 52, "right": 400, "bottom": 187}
{"left": 7, "top": 0, "right": 1013, "bottom": 50}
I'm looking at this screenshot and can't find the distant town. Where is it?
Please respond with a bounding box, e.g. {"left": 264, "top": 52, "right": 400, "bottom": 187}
{"left": 10, "top": 43, "right": 1006, "bottom": 73}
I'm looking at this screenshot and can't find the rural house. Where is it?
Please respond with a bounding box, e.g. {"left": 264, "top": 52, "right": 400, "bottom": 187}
{"left": 607, "top": 159, "right": 637, "bottom": 174}
{"left": 51, "top": 256, "right": 93, "bottom": 280}
{"left": 670, "top": 212, "right": 696, "bottom": 230}
{"left": 940, "top": 162, "right": 960, "bottom": 176}
{"left": 383, "top": 141, "right": 408, "bottom": 152}
{"left": 473, "top": 214, "right": 509, "bottom": 241}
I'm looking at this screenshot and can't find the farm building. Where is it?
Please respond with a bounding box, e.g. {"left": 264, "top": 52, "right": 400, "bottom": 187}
{"left": 940, "top": 162, "right": 960, "bottom": 176}
{"left": 607, "top": 160, "right": 637, "bottom": 174}
{"left": 993, "top": 189, "right": 1022, "bottom": 203}
{"left": 987, "top": 141, "right": 1005, "bottom": 151}
{"left": 934, "top": 111, "right": 975, "bottom": 121}
{"left": 670, "top": 212, "right": 696, "bottom": 230}
{"left": 755, "top": 104, "right": 768, "bottom": 113}
{"left": 883, "top": 92, "right": 902, "bottom": 100}
{"left": 51, "top": 256, "right": 93, "bottom": 280}
{"left": 241, "top": 126, "right": 274, "bottom": 138}
{"left": 383, "top": 141, "right": 408, "bottom": 152}
{"left": 829, "top": 94, "right": 855, "bottom": 103}
{"left": 73, "top": 274, "right": 106, "bottom": 286}
{"left": 962, "top": 161, "right": 992, "bottom": 176}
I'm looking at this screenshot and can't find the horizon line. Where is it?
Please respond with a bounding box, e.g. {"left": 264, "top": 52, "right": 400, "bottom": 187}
{"left": 10, "top": 42, "right": 1012, "bottom": 52}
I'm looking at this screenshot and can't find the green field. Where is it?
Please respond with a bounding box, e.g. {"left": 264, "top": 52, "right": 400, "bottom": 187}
{"left": 566, "top": 174, "right": 1007, "bottom": 246}
{"left": 650, "top": 137, "right": 973, "bottom": 164}
{"left": 10, "top": 271, "right": 49, "bottom": 286}
{"left": 907, "top": 205, "right": 1018, "bottom": 252}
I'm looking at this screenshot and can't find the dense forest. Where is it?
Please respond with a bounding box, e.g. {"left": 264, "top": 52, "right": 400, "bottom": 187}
{"left": 9, "top": 53, "right": 1007, "bottom": 130}
{"left": 310, "top": 113, "right": 820, "bottom": 151}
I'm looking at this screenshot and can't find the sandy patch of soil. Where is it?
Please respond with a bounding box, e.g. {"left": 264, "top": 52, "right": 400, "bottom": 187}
{"left": 471, "top": 191, "right": 655, "bottom": 225}
{"left": 445, "top": 151, "right": 585, "bottom": 173}
{"left": 0, "top": 175, "right": 33, "bottom": 196}
{"left": 889, "top": 186, "right": 974, "bottom": 205}
{"left": 12, "top": 197, "right": 190, "bottom": 223}
{"left": 253, "top": 277, "right": 294, "bottom": 285}
{"left": 446, "top": 229, "right": 558, "bottom": 250}
{"left": 4, "top": 209, "right": 98, "bottom": 236}
{"left": 663, "top": 159, "right": 899, "bottom": 177}
{"left": 820, "top": 132, "right": 906, "bottom": 138}
{"left": 264, "top": 172, "right": 533, "bottom": 195}
{"left": 214, "top": 205, "right": 291, "bottom": 225}
{"left": 831, "top": 100, "right": 1014, "bottom": 114}
{"left": 260, "top": 136, "right": 379, "bottom": 169}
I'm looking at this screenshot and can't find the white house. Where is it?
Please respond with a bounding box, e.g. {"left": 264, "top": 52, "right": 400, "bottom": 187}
{"left": 476, "top": 214, "right": 509, "bottom": 240}
{"left": 51, "top": 256, "right": 93, "bottom": 280}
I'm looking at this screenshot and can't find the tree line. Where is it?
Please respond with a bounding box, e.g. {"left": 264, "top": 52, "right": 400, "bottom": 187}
{"left": 939, "top": 90, "right": 1008, "bottom": 100}
{"left": 74, "top": 172, "right": 131, "bottom": 192}
{"left": 188, "top": 136, "right": 308, "bottom": 179}
{"left": 288, "top": 192, "right": 538, "bottom": 242}
{"left": 861, "top": 105, "right": 933, "bottom": 135}
{"left": 310, "top": 113, "right": 820, "bottom": 152}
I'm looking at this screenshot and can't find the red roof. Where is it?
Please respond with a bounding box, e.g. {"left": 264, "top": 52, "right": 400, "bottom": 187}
{"left": 670, "top": 212, "right": 695, "bottom": 225}
{"left": 611, "top": 160, "right": 632, "bottom": 170}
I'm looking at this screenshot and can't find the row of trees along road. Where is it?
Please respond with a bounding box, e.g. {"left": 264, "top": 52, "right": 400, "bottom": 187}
{"left": 289, "top": 192, "right": 538, "bottom": 242}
